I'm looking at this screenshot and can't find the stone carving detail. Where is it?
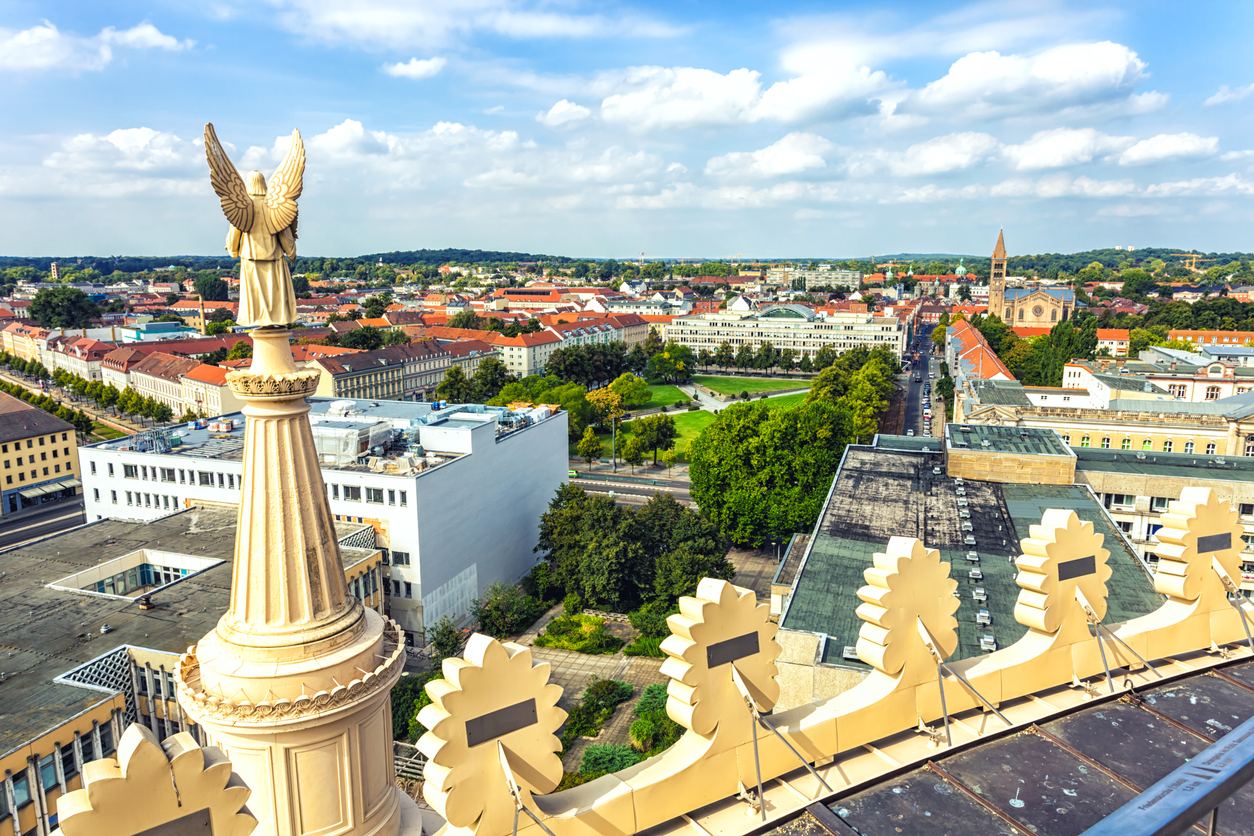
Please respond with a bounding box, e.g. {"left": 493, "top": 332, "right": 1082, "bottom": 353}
{"left": 856, "top": 537, "right": 959, "bottom": 675}
{"left": 1153, "top": 487, "right": 1244, "bottom": 602}
{"left": 417, "top": 634, "right": 565, "bottom": 836}
{"left": 57, "top": 724, "right": 256, "bottom": 836}
{"left": 225, "top": 369, "right": 320, "bottom": 398}
{"left": 1014, "top": 509, "right": 1111, "bottom": 636}
{"left": 661, "top": 578, "right": 781, "bottom": 735}
{"left": 175, "top": 619, "right": 407, "bottom": 723}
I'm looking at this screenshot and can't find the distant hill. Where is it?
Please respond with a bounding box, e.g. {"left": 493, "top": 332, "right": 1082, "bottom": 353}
{"left": 360, "top": 248, "right": 580, "bottom": 265}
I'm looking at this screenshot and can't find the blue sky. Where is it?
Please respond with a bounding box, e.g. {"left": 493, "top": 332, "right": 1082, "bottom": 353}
{"left": 1, "top": 0, "right": 1252, "bottom": 259}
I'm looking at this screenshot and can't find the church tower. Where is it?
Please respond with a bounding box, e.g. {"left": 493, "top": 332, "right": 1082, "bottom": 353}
{"left": 989, "top": 229, "right": 1007, "bottom": 321}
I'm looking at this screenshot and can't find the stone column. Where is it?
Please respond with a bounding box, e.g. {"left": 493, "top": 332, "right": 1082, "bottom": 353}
{"left": 178, "top": 329, "right": 405, "bottom": 836}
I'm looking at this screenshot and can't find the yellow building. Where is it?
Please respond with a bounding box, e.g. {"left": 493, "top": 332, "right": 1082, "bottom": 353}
{"left": 0, "top": 393, "right": 79, "bottom": 518}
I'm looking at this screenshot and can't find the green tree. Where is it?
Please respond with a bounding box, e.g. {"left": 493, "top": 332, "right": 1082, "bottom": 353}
{"left": 689, "top": 401, "right": 856, "bottom": 547}
{"left": 338, "top": 327, "right": 384, "bottom": 351}
{"left": 448, "top": 310, "right": 484, "bottom": 330}
{"left": 436, "top": 365, "right": 474, "bottom": 403}
{"left": 713, "top": 341, "right": 734, "bottom": 370}
{"left": 577, "top": 426, "right": 604, "bottom": 469}
{"left": 208, "top": 307, "right": 234, "bottom": 324}
{"left": 152, "top": 401, "right": 174, "bottom": 424}
{"left": 622, "top": 436, "right": 645, "bottom": 474}
{"left": 193, "top": 275, "right": 229, "bottom": 302}
{"left": 469, "top": 356, "right": 515, "bottom": 403}
{"left": 660, "top": 448, "right": 678, "bottom": 474}
{"left": 429, "top": 614, "right": 463, "bottom": 660}
{"left": 206, "top": 320, "right": 234, "bottom": 336}
{"left": 609, "top": 373, "right": 652, "bottom": 408}
{"left": 931, "top": 322, "right": 947, "bottom": 347}
{"left": 30, "top": 286, "right": 101, "bottom": 329}
{"left": 631, "top": 413, "right": 677, "bottom": 464}
{"left": 226, "top": 340, "right": 253, "bottom": 361}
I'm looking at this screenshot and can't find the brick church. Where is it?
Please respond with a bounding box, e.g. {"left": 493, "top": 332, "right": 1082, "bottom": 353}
{"left": 988, "top": 230, "right": 1075, "bottom": 325}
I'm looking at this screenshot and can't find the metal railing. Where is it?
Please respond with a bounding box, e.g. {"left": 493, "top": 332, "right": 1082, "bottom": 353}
{"left": 394, "top": 740, "right": 427, "bottom": 782}
{"left": 1081, "top": 713, "right": 1254, "bottom": 836}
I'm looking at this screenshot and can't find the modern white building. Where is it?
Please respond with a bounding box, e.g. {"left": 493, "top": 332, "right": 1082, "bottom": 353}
{"left": 664, "top": 304, "right": 906, "bottom": 358}
{"left": 78, "top": 397, "right": 569, "bottom": 645}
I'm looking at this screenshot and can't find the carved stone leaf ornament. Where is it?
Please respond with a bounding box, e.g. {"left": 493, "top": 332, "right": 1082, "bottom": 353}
{"left": 1015, "top": 509, "right": 1111, "bottom": 635}
{"left": 660, "top": 578, "right": 781, "bottom": 735}
{"left": 855, "top": 537, "right": 959, "bottom": 675}
{"left": 1153, "top": 487, "right": 1244, "bottom": 602}
{"left": 57, "top": 725, "right": 257, "bottom": 836}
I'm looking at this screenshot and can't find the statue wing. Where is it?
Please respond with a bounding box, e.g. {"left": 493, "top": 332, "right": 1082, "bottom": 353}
{"left": 264, "top": 128, "right": 304, "bottom": 235}
{"left": 204, "top": 123, "right": 254, "bottom": 232}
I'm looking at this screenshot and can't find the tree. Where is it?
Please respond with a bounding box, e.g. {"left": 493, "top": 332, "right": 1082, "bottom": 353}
{"left": 338, "top": 327, "right": 384, "bottom": 351}
{"left": 632, "top": 413, "right": 677, "bottom": 464}
{"left": 30, "top": 286, "right": 101, "bottom": 329}
{"left": 622, "top": 436, "right": 645, "bottom": 474}
{"left": 208, "top": 307, "right": 234, "bottom": 323}
{"left": 713, "top": 341, "right": 734, "bottom": 370}
{"left": 429, "top": 614, "right": 463, "bottom": 660}
{"left": 586, "top": 388, "right": 625, "bottom": 430}
{"left": 206, "top": 321, "right": 234, "bottom": 336}
{"left": 193, "top": 276, "right": 229, "bottom": 302}
{"left": 577, "top": 426, "right": 604, "bottom": 469}
{"left": 448, "top": 310, "right": 484, "bottom": 330}
{"left": 226, "top": 340, "right": 253, "bottom": 361}
{"left": 151, "top": 401, "right": 174, "bottom": 424}
{"left": 436, "top": 365, "right": 473, "bottom": 402}
{"left": 660, "top": 448, "right": 678, "bottom": 474}
{"left": 608, "top": 373, "right": 652, "bottom": 408}
{"left": 642, "top": 328, "right": 664, "bottom": 358}
{"left": 469, "top": 356, "right": 515, "bottom": 403}
{"left": 688, "top": 401, "right": 856, "bottom": 547}
{"left": 931, "top": 322, "right": 947, "bottom": 347}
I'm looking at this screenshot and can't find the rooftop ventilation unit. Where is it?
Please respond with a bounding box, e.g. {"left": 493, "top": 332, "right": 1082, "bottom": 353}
{"left": 954, "top": 478, "right": 964, "bottom": 485}
{"left": 956, "top": 488, "right": 967, "bottom": 496}
{"left": 842, "top": 646, "right": 860, "bottom": 662}
{"left": 980, "top": 635, "right": 997, "bottom": 652}
{"left": 957, "top": 497, "right": 969, "bottom": 506}
{"left": 981, "top": 439, "right": 991, "bottom": 447}
{"left": 966, "top": 552, "right": 980, "bottom": 562}
{"left": 933, "top": 466, "right": 942, "bottom": 475}
{"left": 959, "top": 509, "right": 971, "bottom": 519}
{"left": 972, "top": 588, "right": 987, "bottom": 602}
{"left": 968, "top": 569, "right": 983, "bottom": 580}
{"left": 976, "top": 610, "right": 991, "bottom": 625}
{"left": 964, "top": 535, "right": 977, "bottom": 545}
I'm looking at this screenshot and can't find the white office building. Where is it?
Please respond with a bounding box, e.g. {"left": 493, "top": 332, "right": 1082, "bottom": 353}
{"left": 664, "top": 305, "right": 906, "bottom": 358}
{"left": 77, "top": 398, "right": 569, "bottom": 644}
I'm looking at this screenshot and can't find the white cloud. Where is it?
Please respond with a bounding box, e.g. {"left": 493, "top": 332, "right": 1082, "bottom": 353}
{"left": 382, "top": 56, "right": 446, "bottom": 79}
{"left": 704, "top": 132, "right": 833, "bottom": 179}
{"left": 600, "top": 66, "right": 762, "bottom": 130}
{"left": 0, "top": 21, "right": 192, "bottom": 72}
{"left": 988, "top": 173, "right": 1137, "bottom": 199}
{"left": 537, "top": 99, "right": 591, "bottom": 128}
{"left": 483, "top": 105, "right": 505, "bottom": 115}
{"left": 1095, "top": 203, "right": 1170, "bottom": 217}
{"left": 1145, "top": 174, "right": 1254, "bottom": 198}
{"left": 1002, "top": 128, "right": 1134, "bottom": 170}
{"left": 887, "top": 132, "right": 1001, "bottom": 177}
{"left": 1205, "top": 83, "right": 1254, "bottom": 106}
{"left": 901, "top": 41, "right": 1149, "bottom": 119}
{"left": 258, "top": 0, "right": 680, "bottom": 50}
{"left": 1117, "top": 133, "right": 1219, "bottom": 166}
{"left": 751, "top": 62, "right": 894, "bottom": 122}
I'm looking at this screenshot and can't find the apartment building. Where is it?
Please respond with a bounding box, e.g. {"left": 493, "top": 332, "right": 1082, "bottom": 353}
{"left": 1, "top": 322, "right": 59, "bottom": 365}
{"left": 310, "top": 340, "right": 452, "bottom": 401}
{"left": 0, "top": 393, "right": 80, "bottom": 517}
{"left": 765, "top": 267, "right": 862, "bottom": 290}
{"left": 129, "top": 352, "right": 200, "bottom": 411}
{"left": 1169, "top": 329, "right": 1254, "bottom": 347}
{"left": 665, "top": 304, "right": 906, "bottom": 358}
{"left": 180, "top": 363, "right": 244, "bottom": 417}
{"left": 1096, "top": 328, "right": 1131, "bottom": 357}
{"left": 0, "top": 509, "right": 385, "bottom": 836}
{"left": 1065, "top": 357, "right": 1254, "bottom": 403}
{"left": 402, "top": 326, "right": 563, "bottom": 377}
{"left": 78, "top": 397, "right": 568, "bottom": 642}
{"left": 47, "top": 336, "right": 113, "bottom": 382}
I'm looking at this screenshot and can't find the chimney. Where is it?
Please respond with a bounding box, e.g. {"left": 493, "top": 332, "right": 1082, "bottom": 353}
{"left": 198, "top": 295, "right": 206, "bottom": 335}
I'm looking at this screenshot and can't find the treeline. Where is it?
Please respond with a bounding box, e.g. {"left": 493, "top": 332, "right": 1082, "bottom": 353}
{"left": 362, "top": 248, "right": 579, "bottom": 265}
{"left": 688, "top": 346, "right": 898, "bottom": 547}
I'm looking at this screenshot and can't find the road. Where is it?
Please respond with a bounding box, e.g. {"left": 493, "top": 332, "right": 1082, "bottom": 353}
{"left": 901, "top": 337, "right": 942, "bottom": 439}
{"left": 0, "top": 497, "right": 87, "bottom": 549}
{"left": 568, "top": 472, "right": 693, "bottom": 505}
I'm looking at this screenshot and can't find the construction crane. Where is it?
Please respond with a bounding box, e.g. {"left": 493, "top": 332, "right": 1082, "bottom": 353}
{"left": 637, "top": 252, "right": 646, "bottom": 267}
{"left": 1171, "top": 253, "right": 1216, "bottom": 271}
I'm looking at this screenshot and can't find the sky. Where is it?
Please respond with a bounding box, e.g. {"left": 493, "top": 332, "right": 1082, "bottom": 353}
{"left": 1, "top": 0, "right": 1252, "bottom": 260}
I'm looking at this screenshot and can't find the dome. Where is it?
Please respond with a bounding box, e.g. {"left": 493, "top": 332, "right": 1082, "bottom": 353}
{"left": 955, "top": 258, "right": 967, "bottom": 277}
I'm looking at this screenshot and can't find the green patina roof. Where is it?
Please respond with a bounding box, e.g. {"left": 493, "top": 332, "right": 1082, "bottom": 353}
{"left": 969, "top": 379, "right": 1032, "bottom": 406}
{"left": 1074, "top": 447, "right": 1254, "bottom": 483}
{"left": 780, "top": 447, "right": 1163, "bottom": 668}
{"left": 946, "top": 423, "right": 1073, "bottom": 456}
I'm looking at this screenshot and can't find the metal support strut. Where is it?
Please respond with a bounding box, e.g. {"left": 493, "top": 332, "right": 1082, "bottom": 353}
{"left": 499, "top": 742, "right": 559, "bottom": 836}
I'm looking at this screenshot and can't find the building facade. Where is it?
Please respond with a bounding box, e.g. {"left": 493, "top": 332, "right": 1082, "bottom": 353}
{"left": 665, "top": 304, "right": 906, "bottom": 358}
{"left": 311, "top": 340, "right": 452, "bottom": 401}
{"left": 78, "top": 397, "right": 569, "bottom": 643}
{"left": 987, "top": 230, "right": 1075, "bottom": 325}
{"left": 0, "top": 393, "right": 80, "bottom": 516}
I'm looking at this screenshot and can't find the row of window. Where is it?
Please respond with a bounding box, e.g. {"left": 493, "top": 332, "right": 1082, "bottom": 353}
{"left": 120, "top": 491, "right": 178, "bottom": 510}
{"left": 329, "top": 484, "right": 407, "bottom": 506}
{"left": 4, "top": 461, "right": 69, "bottom": 485}
{"left": 0, "top": 432, "right": 68, "bottom": 454}
{"left": 1067, "top": 435, "right": 1217, "bottom": 455}
{"left": 109, "top": 463, "right": 236, "bottom": 490}
{"left": 3, "top": 446, "right": 71, "bottom": 468}
{"left": 0, "top": 723, "right": 115, "bottom": 820}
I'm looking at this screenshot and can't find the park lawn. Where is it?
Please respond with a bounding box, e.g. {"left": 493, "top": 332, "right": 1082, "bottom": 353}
{"left": 90, "top": 422, "right": 127, "bottom": 441}
{"left": 762, "top": 392, "right": 808, "bottom": 409}
{"left": 669, "top": 410, "right": 716, "bottom": 458}
{"left": 692, "top": 375, "right": 810, "bottom": 396}
{"left": 642, "top": 383, "right": 690, "bottom": 410}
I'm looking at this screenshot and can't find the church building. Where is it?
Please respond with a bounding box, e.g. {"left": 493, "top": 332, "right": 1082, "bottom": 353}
{"left": 988, "top": 229, "right": 1075, "bottom": 325}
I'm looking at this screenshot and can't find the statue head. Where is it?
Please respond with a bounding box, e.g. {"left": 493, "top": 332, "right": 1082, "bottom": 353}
{"left": 246, "top": 170, "right": 266, "bottom": 196}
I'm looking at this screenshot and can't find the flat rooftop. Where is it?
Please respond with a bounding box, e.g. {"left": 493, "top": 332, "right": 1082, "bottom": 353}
{"left": 0, "top": 508, "right": 375, "bottom": 758}
{"left": 1074, "top": 447, "right": 1254, "bottom": 484}
{"left": 946, "top": 424, "right": 1073, "bottom": 457}
{"left": 780, "top": 445, "right": 1162, "bottom": 667}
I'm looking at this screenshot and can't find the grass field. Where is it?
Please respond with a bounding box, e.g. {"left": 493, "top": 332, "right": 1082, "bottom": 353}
{"left": 642, "top": 383, "right": 692, "bottom": 409}
{"left": 90, "top": 422, "right": 127, "bottom": 441}
{"left": 693, "top": 375, "right": 809, "bottom": 396}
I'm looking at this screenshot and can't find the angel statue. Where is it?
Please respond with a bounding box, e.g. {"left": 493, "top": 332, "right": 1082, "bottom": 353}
{"left": 204, "top": 123, "right": 304, "bottom": 328}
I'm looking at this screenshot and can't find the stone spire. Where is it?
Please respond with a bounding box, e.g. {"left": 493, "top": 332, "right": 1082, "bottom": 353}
{"left": 993, "top": 228, "right": 1007, "bottom": 259}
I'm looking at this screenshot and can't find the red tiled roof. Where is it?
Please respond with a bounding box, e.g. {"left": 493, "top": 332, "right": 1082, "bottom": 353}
{"left": 181, "top": 364, "right": 230, "bottom": 385}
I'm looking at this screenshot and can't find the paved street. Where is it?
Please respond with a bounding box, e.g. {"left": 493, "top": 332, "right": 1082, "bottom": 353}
{"left": 0, "top": 497, "right": 86, "bottom": 549}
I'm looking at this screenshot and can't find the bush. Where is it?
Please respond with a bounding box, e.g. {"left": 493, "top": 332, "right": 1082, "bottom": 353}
{"left": 581, "top": 744, "right": 642, "bottom": 775}
{"left": 674, "top": 399, "right": 686, "bottom": 408}
{"left": 740, "top": 391, "right": 750, "bottom": 400}
{"left": 534, "top": 614, "right": 623, "bottom": 654}
{"left": 630, "top": 682, "right": 683, "bottom": 755}
{"left": 623, "top": 636, "right": 666, "bottom": 657}
{"left": 389, "top": 673, "right": 427, "bottom": 740}
{"left": 473, "top": 581, "right": 546, "bottom": 638}
{"left": 521, "top": 562, "right": 563, "bottom": 605}
{"left": 628, "top": 600, "right": 678, "bottom": 638}
{"left": 559, "top": 679, "right": 633, "bottom": 750}
{"left": 688, "top": 404, "right": 700, "bottom": 411}
{"left": 635, "top": 683, "right": 669, "bottom": 717}
{"left": 583, "top": 678, "right": 633, "bottom": 712}
{"left": 564, "top": 592, "right": 583, "bottom": 616}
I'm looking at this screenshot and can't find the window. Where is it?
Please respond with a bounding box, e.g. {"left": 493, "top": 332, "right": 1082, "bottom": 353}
{"left": 399, "top": 490, "right": 407, "bottom": 507}
{"left": 111, "top": 490, "right": 117, "bottom": 504}
{"left": 392, "top": 551, "right": 410, "bottom": 566}
{"left": 126, "top": 491, "right": 133, "bottom": 505}
{"left": 1206, "top": 385, "right": 1221, "bottom": 400}
{"left": 1061, "top": 435, "right": 1070, "bottom": 444}
{"left": 93, "top": 488, "right": 100, "bottom": 500}
{"left": 54, "top": 464, "right": 60, "bottom": 473}
{"left": 12, "top": 770, "right": 30, "bottom": 808}
{"left": 1207, "top": 442, "right": 1218, "bottom": 455}
{"left": 1185, "top": 442, "right": 1195, "bottom": 454}
{"left": 228, "top": 473, "right": 235, "bottom": 489}
{"left": 1080, "top": 436, "right": 1091, "bottom": 447}
{"left": 124, "top": 464, "right": 139, "bottom": 478}
{"left": 331, "top": 484, "right": 339, "bottom": 500}
{"left": 1118, "top": 520, "right": 1133, "bottom": 533}
{"left": 42, "top": 467, "right": 47, "bottom": 476}
{"left": 99, "top": 723, "right": 114, "bottom": 754}
{"left": 1142, "top": 439, "right": 1153, "bottom": 451}
{"left": 90, "top": 460, "right": 96, "bottom": 475}
{"left": 366, "top": 487, "right": 384, "bottom": 504}
{"left": 161, "top": 468, "right": 175, "bottom": 482}
{"left": 61, "top": 744, "right": 77, "bottom": 780}
{"left": 163, "top": 495, "right": 170, "bottom": 509}
{"left": 108, "top": 462, "right": 114, "bottom": 477}
{"left": 392, "top": 580, "right": 401, "bottom": 596}
{"left": 39, "top": 753, "right": 56, "bottom": 790}
{"left": 198, "top": 471, "right": 213, "bottom": 486}
{"left": 1244, "top": 533, "right": 1254, "bottom": 551}
{"left": 140, "top": 465, "right": 146, "bottom": 479}
{"left": 1101, "top": 437, "right": 1111, "bottom": 449}
{"left": 1240, "top": 503, "right": 1254, "bottom": 517}
{"left": 388, "top": 489, "right": 395, "bottom": 505}
{"left": 1105, "top": 493, "right": 1133, "bottom": 509}
{"left": 343, "top": 486, "right": 361, "bottom": 501}
{"left": 1163, "top": 440, "right": 1174, "bottom": 452}
{"left": 217, "top": 473, "right": 225, "bottom": 488}
{"left": 144, "top": 494, "right": 151, "bottom": 507}
{"left": 404, "top": 582, "right": 413, "bottom": 598}
{"left": 179, "top": 469, "right": 186, "bottom": 483}
{"left": 61, "top": 432, "right": 67, "bottom": 441}
{"left": 38, "top": 437, "right": 44, "bottom": 446}
{"left": 51, "top": 449, "right": 57, "bottom": 458}
{"left": 1152, "top": 497, "right": 1171, "bottom": 511}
